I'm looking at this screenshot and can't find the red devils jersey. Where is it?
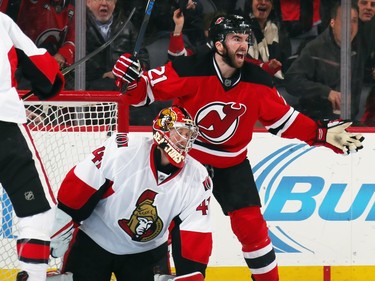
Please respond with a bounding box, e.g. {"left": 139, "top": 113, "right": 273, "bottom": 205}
{"left": 58, "top": 135, "right": 212, "bottom": 264}
{"left": 126, "top": 51, "right": 318, "bottom": 168}
{"left": 15, "top": 0, "right": 75, "bottom": 65}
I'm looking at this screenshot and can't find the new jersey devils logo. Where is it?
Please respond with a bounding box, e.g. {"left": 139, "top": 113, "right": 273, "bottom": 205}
{"left": 195, "top": 102, "right": 246, "bottom": 144}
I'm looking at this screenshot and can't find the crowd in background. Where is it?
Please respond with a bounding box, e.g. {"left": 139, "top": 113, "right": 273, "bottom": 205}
{"left": 1, "top": 0, "right": 375, "bottom": 126}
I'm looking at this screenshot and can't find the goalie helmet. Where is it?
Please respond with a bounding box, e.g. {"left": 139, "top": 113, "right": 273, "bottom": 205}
{"left": 152, "top": 106, "right": 199, "bottom": 168}
{"left": 208, "top": 14, "right": 253, "bottom": 45}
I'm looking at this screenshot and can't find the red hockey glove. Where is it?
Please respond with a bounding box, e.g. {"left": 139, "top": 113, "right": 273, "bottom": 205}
{"left": 50, "top": 208, "right": 74, "bottom": 258}
{"left": 154, "top": 272, "right": 204, "bottom": 281}
{"left": 314, "top": 120, "right": 364, "bottom": 154}
{"left": 112, "top": 53, "right": 142, "bottom": 90}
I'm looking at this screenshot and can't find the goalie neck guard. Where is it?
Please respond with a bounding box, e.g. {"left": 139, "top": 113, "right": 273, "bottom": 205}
{"left": 152, "top": 106, "right": 199, "bottom": 168}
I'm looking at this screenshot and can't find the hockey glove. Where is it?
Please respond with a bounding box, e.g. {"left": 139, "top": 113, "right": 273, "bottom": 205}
{"left": 112, "top": 53, "right": 142, "bottom": 90}
{"left": 50, "top": 207, "right": 75, "bottom": 258}
{"left": 33, "top": 71, "right": 65, "bottom": 100}
{"left": 315, "top": 120, "right": 364, "bottom": 154}
{"left": 154, "top": 272, "right": 204, "bottom": 281}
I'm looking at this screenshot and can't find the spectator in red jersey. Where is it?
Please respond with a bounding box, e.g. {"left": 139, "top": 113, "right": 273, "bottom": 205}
{"left": 1, "top": 0, "right": 75, "bottom": 69}
{"left": 0, "top": 0, "right": 75, "bottom": 91}
{"left": 273, "top": 0, "right": 321, "bottom": 55}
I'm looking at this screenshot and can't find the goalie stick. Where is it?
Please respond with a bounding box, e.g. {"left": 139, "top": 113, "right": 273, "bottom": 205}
{"left": 21, "top": 7, "right": 136, "bottom": 101}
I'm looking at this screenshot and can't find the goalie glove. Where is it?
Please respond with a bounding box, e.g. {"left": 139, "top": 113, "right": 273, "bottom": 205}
{"left": 112, "top": 53, "right": 142, "bottom": 90}
{"left": 50, "top": 208, "right": 75, "bottom": 258}
{"left": 315, "top": 120, "right": 364, "bottom": 154}
{"left": 154, "top": 272, "right": 204, "bottom": 281}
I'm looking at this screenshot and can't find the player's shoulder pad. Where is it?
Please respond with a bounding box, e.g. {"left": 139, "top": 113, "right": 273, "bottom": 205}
{"left": 242, "top": 61, "right": 275, "bottom": 89}
{"left": 171, "top": 49, "right": 215, "bottom": 77}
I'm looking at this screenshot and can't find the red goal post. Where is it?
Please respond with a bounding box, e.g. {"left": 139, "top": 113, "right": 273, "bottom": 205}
{"left": 0, "top": 90, "right": 129, "bottom": 281}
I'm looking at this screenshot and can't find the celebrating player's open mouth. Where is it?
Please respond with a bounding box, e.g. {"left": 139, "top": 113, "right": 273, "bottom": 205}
{"left": 221, "top": 33, "right": 250, "bottom": 68}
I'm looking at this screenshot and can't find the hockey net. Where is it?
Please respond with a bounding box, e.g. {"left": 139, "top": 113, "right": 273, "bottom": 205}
{"left": 0, "top": 91, "right": 129, "bottom": 281}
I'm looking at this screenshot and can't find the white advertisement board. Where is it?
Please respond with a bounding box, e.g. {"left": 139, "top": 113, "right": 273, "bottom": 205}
{"left": 209, "top": 132, "right": 375, "bottom": 267}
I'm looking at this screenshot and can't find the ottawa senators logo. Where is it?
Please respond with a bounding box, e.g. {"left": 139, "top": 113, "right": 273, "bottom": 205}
{"left": 154, "top": 108, "right": 177, "bottom": 131}
{"left": 118, "top": 190, "right": 163, "bottom": 242}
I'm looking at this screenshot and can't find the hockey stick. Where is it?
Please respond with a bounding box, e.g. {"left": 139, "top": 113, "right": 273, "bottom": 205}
{"left": 121, "top": 0, "right": 156, "bottom": 93}
{"left": 22, "top": 7, "right": 136, "bottom": 101}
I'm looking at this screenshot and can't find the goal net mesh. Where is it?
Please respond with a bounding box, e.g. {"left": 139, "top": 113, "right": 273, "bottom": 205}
{"left": 0, "top": 91, "right": 127, "bottom": 281}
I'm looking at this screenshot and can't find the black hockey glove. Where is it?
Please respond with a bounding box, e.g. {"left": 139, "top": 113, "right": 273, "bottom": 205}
{"left": 33, "top": 71, "right": 65, "bottom": 100}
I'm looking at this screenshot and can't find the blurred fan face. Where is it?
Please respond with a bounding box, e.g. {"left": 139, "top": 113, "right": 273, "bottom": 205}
{"left": 357, "top": 0, "right": 375, "bottom": 22}
{"left": 330, "top": 6, "right": 358, "bottom": 46}
{"left": 153, "top": 106, "right": 198, "bottom": 168}
{"left": 87, "top": 0, "right": 116, "bottom": 23}
{"left": 251, "top": 0, "right": 273, "bottom": 22}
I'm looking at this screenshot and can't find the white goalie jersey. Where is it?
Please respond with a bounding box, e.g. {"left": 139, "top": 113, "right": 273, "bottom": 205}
{"left": 57, "top": 134, "right": 213, "bottom": 261}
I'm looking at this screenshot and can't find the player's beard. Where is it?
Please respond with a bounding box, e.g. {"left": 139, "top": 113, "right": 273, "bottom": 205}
{"left": 221, "top": 44, "right": 245, "bottom": 69}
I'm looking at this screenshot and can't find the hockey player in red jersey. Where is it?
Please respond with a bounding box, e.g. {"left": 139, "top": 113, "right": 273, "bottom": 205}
{"left": 49, "top": 106, "right": 212, "bottom": 281}
{"left": 112, "top": 14, "right": 365, "bottom": 281}
{"left": 0, "top": 11, "right": 64, "bottom": 281}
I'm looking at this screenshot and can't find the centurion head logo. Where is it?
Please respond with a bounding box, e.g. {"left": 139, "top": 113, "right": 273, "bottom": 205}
{"left": 118, "top": 190, "right": 163, "bottom": 242}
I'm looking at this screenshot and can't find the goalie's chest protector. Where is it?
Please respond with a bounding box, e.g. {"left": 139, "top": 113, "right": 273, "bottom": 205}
{"left": 80, "top": 137, "right": 205, "bottom": 255}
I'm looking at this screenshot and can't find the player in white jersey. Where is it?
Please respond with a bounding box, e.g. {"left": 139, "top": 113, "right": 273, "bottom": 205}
{"left": 50, "top": 106, "right": 213, "bottom": 281}
{"left": 0, "top": 11, "right": 64, "bottom": 281}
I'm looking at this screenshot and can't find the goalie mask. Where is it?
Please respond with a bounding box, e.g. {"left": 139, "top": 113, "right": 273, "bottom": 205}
{"left": 152, "top": 106, "right": 199, "bottom": 168}
{"left": 208, "top": 14, "right": 253, "bottom": 46}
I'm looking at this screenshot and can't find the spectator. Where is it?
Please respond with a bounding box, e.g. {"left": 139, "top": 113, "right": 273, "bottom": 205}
{"left": 0, "top": 0, "right": 75, "bottom": 89}
{"left": 84, "top": 0, "right": 149, "bottom": 91}
{"left": 361, "top": 84, "right": 375, "bottom": 126}
{"left": 245, "top": 0, "right": 291, "bottom": 80}
{"left": 49, "top": 105, "right": 212, "bottom": 281}
{"left": 357, "top": 0, "right": 375, "bottom": 85}
{"left": 168, "top": 5, "right": 214, "bottom": 59}
{"left": 0, "top": 11, "right": 64, "bottom": 281}
{"left": 113, "top": 14, "right": 364, "bottom": 281}
{"left": 273, "top": 0, "right": 321, "bottom": 55}
{"left": 284, "top": 2, "right": 363, "bottom": 121}
{"left": 84, "top": 0, "right": 157, "bottom": 126}
{"left": 1, "top": 0, "right": 75, "bottom": 69}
